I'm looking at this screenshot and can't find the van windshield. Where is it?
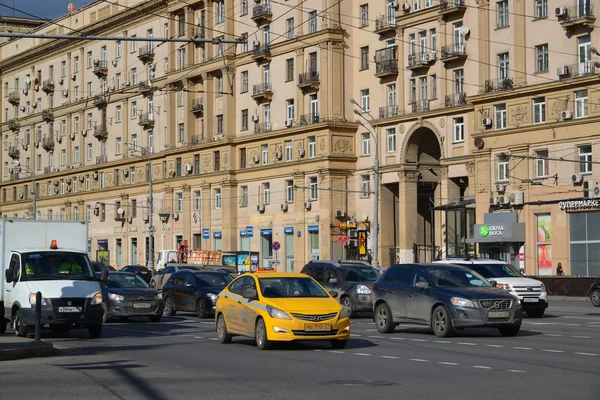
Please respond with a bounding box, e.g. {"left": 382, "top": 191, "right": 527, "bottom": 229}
{"left": 18, "top": 252, "right": 95, "bottom": 281}
{"left": 466, "top": 263, "right": 523, "bottom": 278}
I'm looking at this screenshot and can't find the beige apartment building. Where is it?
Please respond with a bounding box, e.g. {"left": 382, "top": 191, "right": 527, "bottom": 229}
{"left": 1, "top": 0, "right": 600, "bottom": 276}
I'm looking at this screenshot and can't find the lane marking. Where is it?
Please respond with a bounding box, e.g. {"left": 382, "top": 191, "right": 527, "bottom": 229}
{"left": 199, "top": 322, "right": 214, "bottom": 325}
{"left": 564, "top": 324, "right": 581, "bottom": 327}
{"left": 354, "top": 353, "right": 372, "bottom": 356}
{"left": 314, "top": 349, "right": 323, "bottom": 352}
{"left": 485, "top": 344, "right": 504, "bottom": 348}
{"left": 350, "top": 334, "right": 363, "bottom": 337}
{"left": 209, "top": 338, "right": 218, "bottom": 341}
{"left": 380, "top": 355, "right": 399, "bottom": 359}
{"left": 409, "top": 358, "right": 428, "bottom": 362}
{"left": 193, "top": 336, "right": 204, "bottom": 339}
{"left": 365, "top": 329, "right": 378, "bottom": 332}
{"left": 574, "top": 352, "right": 598, "bottom": 356}
{"left": 434, "top": 340, "right": 451, "bottom": 344}
{"left": 410, "top": 338, "right": 428, "bottom": 342}
{"left": 457, "top": 342, "right": 478, "bottom": 346}
{"left": 391, "top": 337, "right": 406, "bottom": 340}
{"left": 472, "top": 366, "right": 492, "bottom": 370}
{"left": 329, "top": 351, "right": 345, "bottom": 354}
{"left": 439, "top": 362, "right": 459, "bottom": 366}
{"left": 368, "top": 335, "right": 384, "bottom": 339}
{"left": 571, "top": 335, "right": 592, "bottom": 339}
{"left": 509, "top": 370, "right": 526, "bottom": 373}
{"left": 512, "top": 347, "right": 532, "bottom": 350}
{"left": 542, "top": 349, "right": 565, "bottom": 353}
{"left": 545, "top": 334, "right": 563, "bottom": 337}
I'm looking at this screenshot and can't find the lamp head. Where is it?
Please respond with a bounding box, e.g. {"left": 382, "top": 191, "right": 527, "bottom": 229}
{"left": 353, "top": 109, "right": 361, "bottom": 115}
{"left": 13, "top": 160, "right": 20, "bottom": 167}
{"left": 349, "top": 98, "right": 357, "bottom": 105}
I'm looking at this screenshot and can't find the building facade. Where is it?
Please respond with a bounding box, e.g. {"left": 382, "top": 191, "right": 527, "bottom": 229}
{"left": 1, "top": 0, "right": 599, "bottom": 276}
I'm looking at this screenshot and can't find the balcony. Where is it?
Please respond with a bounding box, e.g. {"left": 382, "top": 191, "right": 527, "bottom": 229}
{"left": 194, "top": 26, "right": 205, "bottom": 38}
{"left": 411, "top": 100, "right": 431, "bottom": 113}
{"left": 93, "top": 94, "right": 107, "bottom": 108}
{"left": 254, "top": 122, "right": 272, "bottom": 134}
{"left": 42, "top": 109, "right": 54, "bottom": 122}
{"left": 299, "top": 113, "right": 320, "bottom": 125}
{"left": 379, "top": 105, "right": 399, "bottom": 119}
{"left": 8, "top": 146, "right": 20, "bottom": 159}
{"left": 139, "top": 81, "right": 154, "bottom": 95}
{"left": 407, "top": 52, "right": 436, "bottom": 70}
{"left": 192, "top": 98, "right": 204, "bottom": 113}
{"left": 138, "top": 113, "right": 155, "bottom": 127}
{"left": 93, "top": 60, "right": 108, "bottom": 77}
{"left": 44, "top": 166, "right": 59, "bottom": 174}
{"left": 93, "top": 124, "right": 108, "bottom": 140}
{"left": 374, "top": 15, "right": 397, "bottom": 35}
{"left": 42, "top": 79, "right": 55, "bottom": 93}
{"left": 251, "top": 4, "right": 272, "bottom": 24}
{"left": 375, "top": 46, "right": 399, "bottom": 78}
{"left": 297, "top": 71, "right": 320, "bottom": 91}
{"left": 41, "top": 137, "right": 55, "bottom": 151}
{"left": 138, "top": 45, "right": 155, "bottom": 64}
{"left": 252, "top": 44, "right": 271, "bottom": 63}
{"left": 8, "top": 91, "right": 20, "bottom": 105}
{"left": 440, "top": 44, "right": 467, "bottom": 63}
{"left": 557, "top": 62, "right": 596, "bottom": 80}
{"left": 557, "top": 4, "right": 595, "bottom": 30}
{"left": 9, "top": 172, "right": 20, "bottom": 181}
{"left": 484, "top": 77, "right": 514, "bottom": 93}
{"left": 445, "top": 93, "right": 467, "bottom": 107}
{"left": 191, "top": 135, "right": 202, "bottom": 144}
{"left": 8, "top": 119, "right": 20, "bottom": 131}
{"left": 439, "top": 0, "right": 467, "bottom": 17}
{"left": 252, "top": 83, "right": 273, "bottom": 103}
{"left": 96, "top": 155, "right": 108, "bottom": 165}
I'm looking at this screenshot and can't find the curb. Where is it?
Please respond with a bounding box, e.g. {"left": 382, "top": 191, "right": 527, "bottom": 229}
{"left": 0, "top": 341, "right": 54, "bottom": 361}
{"left": 547, "top": 296, "right": 589, "bottom": 302}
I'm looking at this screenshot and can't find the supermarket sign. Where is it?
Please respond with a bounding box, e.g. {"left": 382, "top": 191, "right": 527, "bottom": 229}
{"left": 558, "top": 200, "right": 600, "bottom": 211}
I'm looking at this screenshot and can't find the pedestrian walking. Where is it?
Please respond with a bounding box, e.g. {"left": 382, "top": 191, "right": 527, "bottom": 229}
{"left": 556, "top": 262, "right": 564, "bottom": 276}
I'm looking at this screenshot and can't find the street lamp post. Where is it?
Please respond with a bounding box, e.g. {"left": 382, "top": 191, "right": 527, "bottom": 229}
{"left": 13, "top": 161, "right": 36, "bottom": 220}
{"left": 350, "top": 99, "right": 380, "bottom": 270}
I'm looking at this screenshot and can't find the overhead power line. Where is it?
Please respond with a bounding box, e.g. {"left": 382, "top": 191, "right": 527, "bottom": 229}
{"left": 0, "top": 32, "right": 244, "bottom": 44}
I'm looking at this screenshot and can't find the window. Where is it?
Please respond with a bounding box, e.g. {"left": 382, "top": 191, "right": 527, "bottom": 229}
{"left": 453, "top": 117, "right": 465, "bottom": 142}
{"left": 241, "top": 109, "right": 248, "bottom": 131}
{"left": 241, "top": 71, "right": 248, "bottom": 92}
{"left": 99, "top": 172, "right": 105, "bottom": 189}
{"left": 178, "top": 49, "right": 186, "bottom": 69}
{"left": 497, "top": 0, "right": 509, "bottom": 28}
{"left": 60, "top": 61, "right": 66, "bottom": 78}
{"left": 285, "top": 140, "right": 293, "bottom": 161}
{"left": 360, "top": 46, "right": 369, "bottom": 70}
{"left": 387, "top": 83, "right": 397, "bottom": 107}
{"left": 494, "top": 104, "right": 507, "bottom": 129}
{"left": 533, "top": 97, "right": 546, "bottom": 124}
{"left": 308, "top": 136, "right": 316, "bottom": 158}
{"left": 414, "top": 0, "right": 421, "bottom": 11}
{"left": 214, "top": 151, "right": 221, "bottom": 171}
{"left": 215, "top": 188, "right": 222, "bottom": 209}
{"left": 576, "top": 89, "right": 588, "bottom": 118}
{"left": 87, "top": 51, "right": 92, "bottom": 68}
{"left": 130, "top": 167, "right": 136, "bottom": 183}
{"left": 286, "top": 180, "right": 294, "bottom": 202}
{"left": 535, "top": 0, "right": 547, "bottom": 18}
{"left": 360, "top": 89, "right": 370, "bottom": 112}
{"left": 178, "top": 123, "right": 184, "bottom": 142}
{"left": 131, "top": 35, "right": 137, "bottom": 52}
{"left": 217, "top": 115, "right": 223, "bottom": 134}
{"left": 309, "top": 11, "right": 317, "bottom": 33}
{"left": 61, "top": 149, "right": 67, "bottom": 165}
{"left": 262, "top": 144, "right": 269, "bottom": 165}
{"left": 286, "top": 99, "right": 295, "bottom": 124}
{"left": 240, "top": 148, "right": 247, "bottom": 168}
{"left": 361, "top": 175, "right": 371, "bottom": 197}
{"left": 87, "top": 143, "right": 93, "bottom": 160}
{"left": 309, "top": 177, "right": 318, "bottom": 200}
{"left": 286, "top": 59, "right": 294, "bottom": 81}
{"left": 240, "top": 33, "right": 248, "bottom": 53}
{"left": 116, "top": 137, "right": 122, "bottom": 154}
{"left": 579, "top": 145, "right": 592, "bottom": 174}
{"left": 74, "top": 147, "right": 80, "bottom": 162}
{"left": 535, "top": 150, "right": 549, "bottom": 177}
{"left": 216, "top": 0, "right": 225, "bottom": 23}
{"left": 263, "top": 183, "right": 271, "bottom": 204}
{"left": 176, "top": 192, "right": 183, "bottom": 212}
{"left": 116, "top": 105, "right": 122, "bottom": 122}
{"left": 74, "top": 56, "right": 79, "bottom": 72}
{"left": 216, "top": 75, "right": 223, "bottom": 97}
{"left": 286, "top": 18, "right": 294, "bottom": 39}
{"left": 131, "top": 101, "right": 137, "bottom": 117}
{"left": 498, "top": 52, "right": 510, "bottom": 80}
{"left": 386, "top": 128, "right": 396, "bottom": 152}
{"left": 176, "top": 157, "right": 182, "bottom": 177}
{"left": 177, "top": 14, "right": 185, "bottom": 36}
{"left": 264, "top": 103, "right": 271, "bottom": 131}
{"left": 87, "top": 82, "right": 92, "bottom": 98}
{"left": 431, "top": 74, "right": 437, "bottom": 99}
{"left": 497, "top": 154, "right": 509, "bottom": 181}
{"left": 241, "top": 0, "right": 248, "bottom": 15}
{"left": 535, "top": 44, "right": 548, "bottom": 72}
{"left": 362, "top": 133, "right": 370, "bottom": 156}
{"left": 240, "top": 186, "right": 248, "bottom": 207}
{"left": 177, "top": 88, "right": 184, "bottom": 106}
{"left": 86, "top": 175, "right": 90, "bottom": 191}
{"left": 360, "top": 4, "right": 369, "bottom": 27}
{"left": 116, "top": 40, "right": 122, "bottom": 58}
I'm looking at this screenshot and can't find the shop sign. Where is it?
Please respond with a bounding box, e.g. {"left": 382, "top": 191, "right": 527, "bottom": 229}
{"left": 558, "top": 200, "right": 600, "bottom": 211}
{"left": 479, "top": 225, "right": 505, "bottom": 237}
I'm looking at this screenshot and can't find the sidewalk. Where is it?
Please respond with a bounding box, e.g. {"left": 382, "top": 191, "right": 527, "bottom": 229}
{"left": 0, "top": 335, "right": 54, "bottom": 361}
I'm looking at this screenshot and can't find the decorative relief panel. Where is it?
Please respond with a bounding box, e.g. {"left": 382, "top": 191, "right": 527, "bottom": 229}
{"left": 222, "top": 151, "right": 229, "bottom": 168}
{"left": 106, "top": 173, "right": 114, "bottom": 186}
{"left": 550, "top": 97, "right": 570, "bottom": 120}
{"left": 509, "top": 104, "right": 529, "bottom": 127}
{"left": 332, "top": 137, "right": 353, "bottom": 155}
{"left": 318, "top": 137, "right": 327, "bottom": 153}
{"left": 202, "top": 155, "right": 211, "bottom": 172}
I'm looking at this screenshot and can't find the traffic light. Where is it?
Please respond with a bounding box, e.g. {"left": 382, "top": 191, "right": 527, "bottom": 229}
{"left": 358, "top": 232, "right": 367, "bottom": 255}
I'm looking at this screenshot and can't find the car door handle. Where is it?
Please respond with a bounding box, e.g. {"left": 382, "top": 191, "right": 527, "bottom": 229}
{"left": 237, "top": 300, "right": 242, "bottom": 304}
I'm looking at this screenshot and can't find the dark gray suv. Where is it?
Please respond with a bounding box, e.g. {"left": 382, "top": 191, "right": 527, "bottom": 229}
{"left": 300, "top": 260, "right": 380, "bottom": 318}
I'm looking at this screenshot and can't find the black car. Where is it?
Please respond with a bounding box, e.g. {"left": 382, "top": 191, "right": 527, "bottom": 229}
{"left": 372, "top": 263, "right": 523, "bottom": 337}
{"left": 120, "top": 265, "right": 152, "bottom": 283}
{"left": 163, "top": 271, "right": 233, "bottom": 318}
{"left": 301, "top": 260, "right": 380, "bottom": 317}
{"left": 588, "top": 281, "right": 600, "bottom": 307}
{"left": 101, "top": 272, "right": 163, "bottom": 323}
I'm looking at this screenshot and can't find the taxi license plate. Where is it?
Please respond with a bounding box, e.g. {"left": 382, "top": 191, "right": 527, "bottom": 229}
{"left": 133, "top": 303, "right": 151, "bottom": 309}
{"left": 304, "top": 323, "right": 331, "bottom": 332}
{"left": 58, "top": 307, "right": 81, "bottom": 313}
{"left": 523, "top": 297, "right": 539, "bottom": 303}
{"left": 488, "top": 311, "right": 510, "bottom": 319}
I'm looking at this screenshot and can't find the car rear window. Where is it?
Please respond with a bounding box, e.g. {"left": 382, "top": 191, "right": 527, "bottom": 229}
{"left": 340, "top": 266, "right": 380, "bottom": 282}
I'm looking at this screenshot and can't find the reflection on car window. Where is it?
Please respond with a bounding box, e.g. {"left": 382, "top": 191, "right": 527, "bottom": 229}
{"left": 19, "top": 252, "right": 93, "bottom": 281}
{"left": 259, "top": 277, "right": 328, "bottom": 298}
{"left": 341, "top": 267, "right": 380, "bottom": 282}
{"left": 106, "top": 273, "right": 150, "bottom": 289}
{"left": 411, "top": 269, "right": 429, "bottom": 287}
{"left": 194, "top": 273, "right": 233, "bottom": 287}
{"left": 427, "top": 268, "right": 492, "bottom": 288}
{"left": 467, "top": 263, "right": 522, "bottom": 279}
{"left": 228, "top": 276, "right": 247, "bottom": 295}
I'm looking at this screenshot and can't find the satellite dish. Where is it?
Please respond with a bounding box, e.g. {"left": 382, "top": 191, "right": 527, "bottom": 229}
{"left": 117, "top": 207, "right": 124, "bottom": 215}
{"left": 61, "top": 97, "right": 67, "bottom": 105}
{"left": 474, "top": 137, "right": 484, "bottom": 150}
{"left": 24, "top": 76, "right": 31, "bottom": 85}
{"left": 459, "top": 26, "right": 470, "bottom": 36}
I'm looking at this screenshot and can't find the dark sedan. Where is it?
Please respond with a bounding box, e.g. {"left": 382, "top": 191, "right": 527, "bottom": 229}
{"left": 372, "top": 263, "right": 523, "bottom": 337}
{"left": 101, "top": 272, "right": 163, "bottom": 323}
{"left": 120, "top": 265, "right": 152, "bottom": 283}
{"left": 163, "top": 271, "right": 233, "bottom": 318}
{"left": 588, "top": 281, "right": 600, "bottom": 307}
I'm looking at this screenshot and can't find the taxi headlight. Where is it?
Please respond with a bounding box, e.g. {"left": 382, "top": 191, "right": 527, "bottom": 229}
{"left": 207, "top": 293, "right": 218, "bottom": 303}
{"left": 29, "top": 293, "right": 47, "bottom": 306}
{"left": 91, "top": 292, "right": 103, "bottom": 305}
{"left": 266, "top": 305, "right": 291, "bottom": 320}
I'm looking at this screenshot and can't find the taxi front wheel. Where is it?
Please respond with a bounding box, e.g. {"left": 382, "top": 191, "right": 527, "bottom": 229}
{"left": 255, "top": 318, "right": 272, "bottom": 350}
{"left": 216, "top": 314, "right": 232, "bottom": 344}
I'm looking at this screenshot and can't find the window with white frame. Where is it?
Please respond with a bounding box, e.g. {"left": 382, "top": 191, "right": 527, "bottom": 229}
{"left": 309, "top": 177, "right": 318, "bottom": 200}
{"left": 61, "top": 149, "right": 67, "bottom": 165}
{"left": 116, "top": 138, "right": 122, "bottom": 154}
{"left": 286, "top": 99, "right": 295, "bottom": 124}
{"left": 453, "top": 117, "right": 464, "bottom": 142}
{"left": 131, "top": 68, "right": 137, "bottom": 84}
{"left": 536, "top": 150, "right": 549, "bottom": 177}
{"left": 535, "top": 44, "right": 548, "bottom": 73}
{"left": 285, "top": 140, "right": 293, "bottom": 161}
{"left": 361, "top": 175, "right": 371, "bottom": 197}
{"left": 308, "top": 136, "right": 316, "bottom": 158}
{"left": 87, "top": 51, "right": 92, "bottom": 67}
{"left": 360, "top": 4, "right": 368, "bottom": 27}
{"left": 533, "top": 97, "right": 546, "bottom": 124}
{"left": 216, "top": 75, "right": 223, "bottom": 97}
{"left": 74, "top": 147, "right": 80, "bottom": 162}
{"left": 130, "top": 167, "right": 135, "bottom": 183}
{"left": 360, "top": 89, "right": 370, "bottom": 112}
{"left": 178, "top": 49, "right": 186, "bottom": 70}
{"left": 263, "top": 183, "right": 271, "bottom": 204}
{"left": 215, "top": 188, "right": 222, "bottom": 209}
{"left": 262, "top": 144, "right": 268, "bottom": 165}
{"left": 386, "top": 128, "right": 396, "bottom": 152}
{"left": 535, "top": 0, "right": 547, "bottom": 18}
{"left": 177, "top": 88, "right": 184, "bottom": 106}
{"left": 498, "top": 52, "right": 510, "bottom": 80}
{"left": 286, "top": 18, "right": 294, "bottom": 39}
{"left": 309, "top": 11, "right": 317, "bottom": 33}
{"left": 575, "top": 89, "right": 588, "bottom": 118}
{"left": 497, "top": 154, "right": 509, "bottom": 182}
{"left": 241, "top": 0, "right": 248, "bottom": 15}
{"left": 99, "top": 172, "right": 105, "bottom": 189}
{"left": 216, "top": 0, "right": 225, "bottom": 23}
{"left": 286, "top": 180, "right": 294, "bottom": 202}
{"left": 131, "top": 101, "right": 137, "bottom": 118}
{"left": 414, "top": 0, "right": 421, "bottom": 11}
{"left": 362, "top": 133, "right": 370, "bottom": 156}
{"left": 116, "top": 105, "right": 122, "bottom": 122}
{"left": 240, "top": 186, "right": 248, "bottom": 207}
{"left": 176, "top": 192, "right": 183, "bottom": 212}
{"left": 87, "top": 143, "right": 93, "bottom": 160}
{"left": 86, "top": 176, "right": 90, "bottom": 191}
{"left": 131, "top": 35, "right": 137, "bottom": 52}
{"left": 431, "top": 75, "right": 437, "bottom": 99}
{"left": 497, "top": 0, "right": 508, "bottom": 28}
{"left": 241, "top": 71, "right": 248, "bottom": 92}
{"left": 579, "top": 145, "right": 592, "bottom": 174}
{"left": 194, "top": 191, "right": 201, "bottom": 210}
{"left": 494, "top": 104, "right": 507, "bottom": 129}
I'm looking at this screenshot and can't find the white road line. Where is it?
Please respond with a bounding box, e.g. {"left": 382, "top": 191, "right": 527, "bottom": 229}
{"left": 571, "top": 335, "right": 592, "bottom": 339}
{"left": 485, "top": 344, "right": 504, "bottom": 348}
{"left": 409, "top": 358, "right": 428, "bottom": 362}
{"left": 106, "top": 327, "right": 166, "bottom": 335}
{"left": 472, "top": 366, "right": 492, "bottom": 370}
{"left": 329, "top": 351, "right": 345, "bottom": 354}
{"left": 193, "top": 336, "right": 204, "bottom": 339}
{"left": 365, "top": 329, "right": 378, "bottom": 332}
{"left": 564, "top": 324, "right": 581, "bottom": 327}
{"left": 434, "top": 340, "right": 451, "bottom": 344}
{"left": 457, "top": 342, "right": 478, "bottom": 346}
{"left": 542, "top": 349, "right": 565, "bottom": 353}
{"left": 509, "top": 370, "right": 526, "bottom": 373}
{"left": 545, "top": 334, "right": 563, "bottom": 337}
{"left": 199, "top": 322, "right": 214, "bottom": 325}
{"left": 354, "top": 353, "right": 372, "bottom": 356}
{"left": 574, "top": 352, "right": 598, "bottom": 356}
{"left": 368, "top": 335, "right": 384, "bottom": 339}
{"left": 350, "top": 334, "right": 363, "bottom": 337}
{"left": 209, "top": 338, "right": 218, "bottom": 341}
{"left": 410, "top": 338, "right": 428, "bottom": 342}
{"left": 512, "top": 347, "right": 532, "bottom": 350}
{"left": 439, "top": 362, "right": 459, "bottom": 366}
{"left": 314, "top": 349, "right": 323, "bottom": 352}
{"left": 391, "top": 337, "right": 406, "bottom": 340}
{"left": 380, "top": 355, "right": 399, "bottom": 359}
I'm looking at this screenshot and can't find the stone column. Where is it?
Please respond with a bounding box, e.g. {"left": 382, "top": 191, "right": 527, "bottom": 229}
{"left": 396, "top": 28, "right": 405, "bottom": 109}
{"left": 398, "top": 169, "right": 419, "bottom": 263}
{"left": 293, "top": 172, "right": 306, "bottom": 269}
{"left": 182, "top": 184, "right": 192, "bottom": 244}
{"left": 221, "top": 69, "right": 235, "bottom": 138}
{"left": 513, "top": 0, "right": 527, "bottom": 85}
{"left": 201, "top": 184, "right": 212, "bottom": 250}
{"left": 477, "top": 4, "right": 491, "bottom": 87}
{"left": 221, "top": 181, "right": 238, "bottom": 252}
{"left": 202, "top": 73, "right": 214, "bottom": 139}
{"left": 295, "top": 49, "right": 305, "bottom": 117}
{"left": 438, "top": 18, "right": 448, "bottom": 102}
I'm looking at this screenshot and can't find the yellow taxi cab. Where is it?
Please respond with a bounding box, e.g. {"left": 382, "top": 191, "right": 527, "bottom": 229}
{"left": 215, "top": 272, "right": 350, "bottom": 350}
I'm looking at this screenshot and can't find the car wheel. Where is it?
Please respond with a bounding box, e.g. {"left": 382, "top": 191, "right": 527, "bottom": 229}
{"left": 196, "top": 299, "right": 208, "bottom": 319}
{"left": 163, "top": 296, "right": 176, "bottom": 316}
{"left": 526, "top": 309, "right": 545, "bottom": 318}
{"left": 431, "top": 305, "right": 455, "bottom": 338}
{"left": 331, "top": 340, "right": 348, "bottom": 349}
{"left": 216, "top": 313, "right": 232, "bottom": 344}
{"left": 149, "top": 315, "right": 162, "bottom": 323}
{"left": 341, "top": 296, "right": 356, "bottom": 319}
{"left": 14, "top": 310, "right": 28, "bottom": 337}
{"left": 498, "top": 324, "right": 521, "bottom": 337}
{"left": 102, "top": 303, "right": 111, "bottom": 323}
{"left": 50, "top": 324, "right": 70, "bottom": 336}
{"left": 255, "top": 318, "right": 271, "bottom": 350}
{"left": 375, "top": 302, "right": 395, "bottom": 334}
{"left": 590, "top": 289, "right": 600, "bottom": 307}
{"left": 88, "top": 324, "right": 103, "bottom": 339}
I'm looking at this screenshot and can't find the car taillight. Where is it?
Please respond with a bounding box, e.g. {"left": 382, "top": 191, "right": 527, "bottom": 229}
{"left": 134, "top": 270, "right": 139, "bottom": 274}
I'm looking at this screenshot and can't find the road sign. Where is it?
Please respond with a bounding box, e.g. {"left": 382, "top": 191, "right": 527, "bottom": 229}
{"left": 338, "top": 236, "right": 349, "bottom": 244}
{"left": 272, "top": 241, "right": 281, "bottom": 251}
{"left": 246, "top": 226, "right": 254, "bottom": 238}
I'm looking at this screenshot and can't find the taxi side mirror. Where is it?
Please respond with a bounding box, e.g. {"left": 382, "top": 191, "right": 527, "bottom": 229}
{"left": 490, "top": 280, "right": 498, "bottom": 287}
{"left": 243, "top": 288, "right": 258, "bottom": 301}
{"left": 329, "top": 290, "right": 339, "bottom": 298}
{"left": 100, "top": 269, "right": 109, "bottom": 283}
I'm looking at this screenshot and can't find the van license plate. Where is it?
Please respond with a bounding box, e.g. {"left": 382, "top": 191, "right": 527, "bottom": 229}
{"left": 523, "top": 298, "right": 539, "bottom": 303}
{"left": 133, "top": 303, "right": 151, "bottom": 309}
{"left": 58, "top": 307, "right": 81, "bottom": 313}
{"left": 488, "top": 311, "right": 510, "bottom": 318}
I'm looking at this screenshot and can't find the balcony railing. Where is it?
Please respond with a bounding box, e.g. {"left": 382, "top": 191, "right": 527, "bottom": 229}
{"left": 93, "top": 60, "right": 108, "bottom": 77}
{"left": 299, "top": 113, "right": 320, "bottom": 125}
{"left": 96, "top": 155, "right": 108, "bottom": 164}
{"left": 93, "top": 125, "right": 108, "bottom": 140}
{"left": 138, "top": 45, "right": 155, "bottom": 63}
{"left": 439, "top": 0, "right": 467, "bottom": 15}
{"left": 407, "top": 52, "right": 436, "bottom": 70}
{"left": 254, "top": 122, "right": 272, "bottom": 134}
{"left": 139, "top": 81, "right": 154, "bottom": 94}
{"left": 298, "top": 71, "right": 320, "bottom": 89}
{"left": 8, "top": 146, "right": 20, "bottom": 159}
{"left": 41, "top": 137, "right": 55, "bottom": 150}
{"left": 9, "top": 172, "right": 20, "bottom": 181}
{"left": 252, "top": 83, "right": 273, "bottom": 102}
{"left": 8, "top": 119, "right": 20, "bottom": 131}
{"left": 557, "top": 62, "right": 596, "bottom": 80}
{"left": 375, "top": 46, "right": 398, "bottom": 77}
{"left": 374, "top": 15, "right": 397, "bottom": 34}
{"left": 557, "top": 4, "right": 595, "bottom": 29}
{"left": 44, "top": 166, "right": 59, "bottom": 174}
{"left": 411, "top": 100, "right": 431, "bottom": 113}
{"left": 191, "top": 135, "right": 202, "bottom": 144}
{"left": 42, "top": 109, "right": 54, "bottom": 122}
{"left": 252, "top": 4, "right": 272, "bottom": 23}
{"left": 42, "top": 79, "right": 55, "bottom": 93}
{"left": 192, "top": 98, "right": 204, "bottom": 113}
{"left": 139, "top": 113, "right": 155, "bottom": 126}
{"left": 194, "top": 26, "right": 205, "bottom": 38}
{"left": 440, "top": 44, "right": 467, "bottom": 61}
{"left": 8, "top": 92, "right": 20, "bottom": 105}
{"left": 252, "top": 44, "right": 271, "bottom": 61}
{"left": 93, "top": 94, "right": 108, "bottom": 108}
{"left": 484, "top": 77, "right": 514, "bottom": 92}
{"left": 379, "top": 105, "right": 399, "bottom": 118}
{"left": 445, "top": 93, "right": 467, "bottom": 107}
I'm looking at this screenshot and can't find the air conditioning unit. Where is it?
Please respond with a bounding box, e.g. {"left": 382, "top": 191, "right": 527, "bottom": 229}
{"left": 275, "top": 151, "right": 282, "bottom": 160}
{"left": 127, "top": 217, "right": 133, "bottom": 224}
{"left": 348, "top": 230, "right": 358, "bottom": 239}
{"left": 298, "top": 148, "right": 305, "bottom": 157}
{"left": 490, "top": 196, "right": 500, "bottom": 206}
{"left": 81, "top": 130, "right": 87, "bottom": 137}
{"left": 281, "top": 203, "right": 288, "bottom": 212}
{"left": 285, "top": 120, "right": 293, "bottom": 128}
{"left": 94, "top": 208, "right": 99, "bottom": 216}
{"left": 143, "top": 215, "right": 149, "bottom": 223}
{"left": 66, "top": 178, "right": 72, "bottom": 184}
{"left": 555, "top": 7, "right": 567, "bottom": 17}
{"left": 93, "top": 172, "right": 98, "bottom": 180}
{"left": 252, "top": 156, "right": 260, "bottom": 163}
{"left": 390, "top": 0, "right": 399, "bottom": 8}
{"left": 257, "top": 204, "right": 265, "bottom": 212}
{"left": 571, "top": 173, "right": 584, "bottom": 184}
{"left": 185, "top": 163, "right": 192, "bottom": 172}
{"left": 482, "top": 118, "right": 492, "bottom": 127}
{"left": 509, "top": 190, "right": 524, "bottom": 205}
{"left": 18, "top": 192, "right": 23, "bottom": 199}
{"left": 79, "top": 175, "right": 85, "bottom": 182}
{"left": 212, "top": 136, "right": 220, "bottom": 141}
{"left": 53, "top": 180, "right": 59, "bottom": 186}
{"left": 561, "top": 110, "right": 573, "bottom": 120}
{"left": 425, "top": 52, "right": 436, "bottom": 62}
{"left": 124, "top": 81, "right": 131, "bottom": 86}
{"left": 71, "top": 74, "right": 77, "bottom": 81}
{"left": 304, "top": 201, "right": 311, "bottom": 210}
{"left": 117, "top": 207, "right": 125, "bottom": 216}
{"left": 93, "top": 59, "right": 100, "bottom": 66}
{"left": 252, "top": 115, "right": 259, "bottom": 123}
{"left": 499, "top": 195, "right": 511, "bottom": 205}
{"left": 69, "top": 133, "right": 75, "bottom": 140}
{"left": 401, "top": 3, "right": 411, "bottom": 11}
{"left": 172, "top": 212, "right": 179, "bottom": 219}
{"left": 495, "top": 183, "right": 507, "bottom": 192}
{"left": 335, "top": 210, "right": 345, "bottom": 217}
{"left": 590, "top": 183, "right": 600, "bottom": 199}
{"left": 122, "top": 169, "right": 129, "bottom": 176}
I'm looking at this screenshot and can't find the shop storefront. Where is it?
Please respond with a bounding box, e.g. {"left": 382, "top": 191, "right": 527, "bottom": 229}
{"left": 559, "top": 200, "right": 600, "bottom": 276}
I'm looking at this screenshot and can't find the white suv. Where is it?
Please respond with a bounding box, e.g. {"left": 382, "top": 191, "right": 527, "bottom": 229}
{"left": 434, "top": 257, "right": 548, "bottom": 318}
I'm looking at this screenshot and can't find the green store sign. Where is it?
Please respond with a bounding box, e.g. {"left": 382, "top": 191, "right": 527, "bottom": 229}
{"left": 479, "top": 225, "right": 490, "bottom": 237}
{"left": 478, "top": 225, "right": 505, "bottom": 237}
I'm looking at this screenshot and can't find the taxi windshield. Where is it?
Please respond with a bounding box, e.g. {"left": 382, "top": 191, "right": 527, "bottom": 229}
{"left": 19, "top": 252, "right": 94, "bottom": 281}
{"left": 259, "top": 277, "right": 329, "bottom": 298}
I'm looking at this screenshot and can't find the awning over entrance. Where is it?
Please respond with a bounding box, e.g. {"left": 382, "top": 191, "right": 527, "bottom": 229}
{"left": 431, "top": 198, "right": 475, "bottom": 211}
{"left": 467, "top": 212, "right": 526, "bottom": 243}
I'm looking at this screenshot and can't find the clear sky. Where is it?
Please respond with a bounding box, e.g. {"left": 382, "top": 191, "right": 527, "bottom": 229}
{"left": 0, "top": 0, "right": 90, "bottom": 20}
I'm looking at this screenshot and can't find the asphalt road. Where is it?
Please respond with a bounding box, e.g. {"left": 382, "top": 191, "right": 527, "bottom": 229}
{"left": 1, "top": 300, "right": 599, "bottom": 400}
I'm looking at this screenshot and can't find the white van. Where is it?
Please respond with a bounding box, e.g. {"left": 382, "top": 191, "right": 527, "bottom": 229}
{"left": 1, "top": 219, "right": 107, "bottom": 337}
{"left": 435, "top": 257, "right": 548, "bottom": 318}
